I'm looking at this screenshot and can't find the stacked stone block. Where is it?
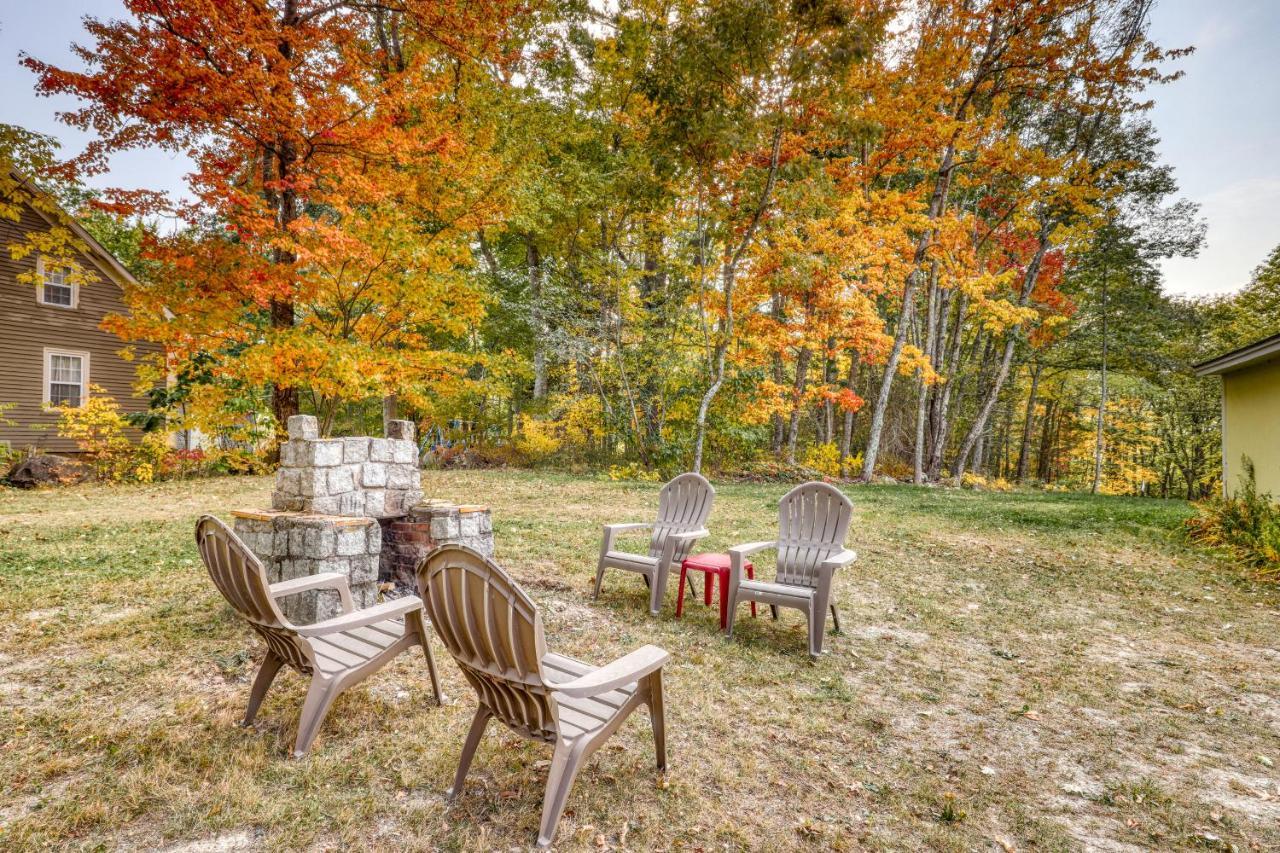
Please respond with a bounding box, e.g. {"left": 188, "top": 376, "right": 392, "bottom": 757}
{"left": 232, "top": 510, "right": 381, "bottom": 623}
{"left": 272, "top": 416, "right": 423, "bottom": 518}
{"left": 379, "top": 501, "right": 495, "bottom": 590}
{"left": 230, "top": 415, "right": 495, "bottom": 620}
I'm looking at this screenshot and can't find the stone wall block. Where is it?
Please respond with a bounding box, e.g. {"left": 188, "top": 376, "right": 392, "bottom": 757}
{"left": 386, "top": 419, "right": 415, "bottom": 442}
{"left": 300, "top": 468, "right": 329, "bottom": 498}
{"left": 363, "top": 489, "right": 387, "bottom": 516}
{"left": 276, "top": 467, "right": 301, "bottom": 496}
{"left": 336, "top": 527, "right": 367, "bottom": 556}
{"left": 304, "top": 440, "right": 343, "bottom": 467}
{"left": 342, "top": 437, "right": 370, "bottom": 463}
{"left": 328, "top": 465, "right": 356, "bottom": 494}
{"left": 430, "top": 513, "right": 459, "bottom": 540}
{"left": 365, "top": 523, "right": 382, "bottom": 554}
{"left": 287, "top": 415, "right": 319, "bottom": 440}
{"left": 391, "top": 441, "right": 417, "bottom": 465}
{"left": 386, "top": 465, "right": 414, "bottom": 491}
{"left": 459, "top": 514, "right": 480, "bottom": 538}
{"left": 369, "top": 439, "right": 393, "bottom": 462}
{"left": 350, "top": 582, "right": 377, "bottom": 610}
{"left": 349, "top": 555, "right": 378, "bottom": 584}
{"left": 309, "top": 496, "right": 339, "bottom": 515}
{"left": 279, "top": 442, "right": 298, "bottom": 467}
{"left": 272, "top": 494, "right": 302, "bottom": 511}
{"left": 272, "top": 525, "right": 292, "bottom": 557}
{"left": 361, "top": 462, "right": 387, "bottom": 487}
{"left": 276, "top": 558, "right": 305, "bottom": 582}
{"left": 337, "top": 492, "right": 364, "bottom": 516}
{"left": 313, "top": 589, "right": 345, "bottom": 622}
{"left": 301, "top": 526, "right": 336, "bottom": 559}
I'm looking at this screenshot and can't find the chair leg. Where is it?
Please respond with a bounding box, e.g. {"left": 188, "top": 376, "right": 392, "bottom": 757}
{"left": 293, "top": 677, "right": 340, "bottom": 758}
{"left": 746, "top": 564, "right": 757, "bottom": 618}
{"left": 769, "top": 604, "right": 779, "bottom": 620}
{"left": 447, "top": 706, "right": 492, "bottom": 798}
{"left": 420, "top": 630, "right": 444, "bottom": 705}
{"left": 646, "top": 669, "right": 667, "bottom": 771}
{"left": 674, "top": 565, "right": 689, "bottom": 618}
{"left": 242, "top": 652, "right": 284, "bottom": 727}
{"left": 704, "top": 572, "right": 713, "bottom": 606}
{"left": 649, "top": 565, "right": 667, "bottom": 617}
{"left": 830, "top": 604, "right": 842, "bottom": 634}
{"left": 592, "top": 555, "right": 608, "bottom": 600}
{"left": 537, "top": 739, "right": 587, "bottom": 849}
{"left": 724, "top": 579, "right": 741, "bottom": 638}
{"left": 716, "top": 570, "right": 729, "bottom": 631}
{"left": 808, "top": 605, "right": 829, "bottom": 660}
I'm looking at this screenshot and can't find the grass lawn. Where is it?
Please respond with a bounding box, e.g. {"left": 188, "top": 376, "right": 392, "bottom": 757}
{"left": 2, "top": 471, "right": 1279, "bottom": 851}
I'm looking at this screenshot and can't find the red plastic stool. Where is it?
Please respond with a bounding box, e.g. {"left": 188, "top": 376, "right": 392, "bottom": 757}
{"left": 676, "top": 553, "right": 756, "bottom": 630}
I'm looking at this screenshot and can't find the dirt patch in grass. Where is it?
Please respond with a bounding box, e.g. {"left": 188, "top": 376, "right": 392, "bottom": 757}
{"left": 1, "top": 472, "right": 1278, "bottom": 850}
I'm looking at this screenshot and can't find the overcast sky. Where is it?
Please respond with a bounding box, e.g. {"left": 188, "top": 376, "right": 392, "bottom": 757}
{"left": 2, "top": 0, "right": 1277, "bottom": 298}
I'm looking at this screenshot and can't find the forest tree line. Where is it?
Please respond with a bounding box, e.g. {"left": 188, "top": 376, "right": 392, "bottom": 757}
{"left": 6, "top": 0, "right": 1277, "bottom": 496}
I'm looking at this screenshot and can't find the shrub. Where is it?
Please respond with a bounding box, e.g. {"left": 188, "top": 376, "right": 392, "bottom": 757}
{"left": 961, "top": 473, "right": 1014, "bottom": 492}
{"left": 606, "top": 462, "right": 661, "bottom": 482}
{"left": 1185, "top": 457, "right": 1280, "bottom": 580}
{"left": 514, "top": 414, "right": 561, "bottom": 462}
{"left": 801, "top": 443, "right": 842, "bottom": 478}
{"left": 53, "top": 387, "right": 159, "bottom": 482}
{"left": 53, "top": 388, "right": 268, "bottom": 483}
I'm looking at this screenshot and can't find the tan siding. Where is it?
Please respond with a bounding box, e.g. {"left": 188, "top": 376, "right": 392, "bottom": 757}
{"left": 0, "top": 201, "right": 161, "bottom": 453}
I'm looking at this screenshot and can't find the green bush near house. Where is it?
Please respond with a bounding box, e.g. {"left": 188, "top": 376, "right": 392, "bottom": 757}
{"left": 1185, "top": 456, "right": 1280, "bottom": 579}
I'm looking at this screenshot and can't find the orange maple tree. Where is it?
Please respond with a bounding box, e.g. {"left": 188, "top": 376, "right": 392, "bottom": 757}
{"left": 25, "top": 0, "right": 522, "bottom": 436}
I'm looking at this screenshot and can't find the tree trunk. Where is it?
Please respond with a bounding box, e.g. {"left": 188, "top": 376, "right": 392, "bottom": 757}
{"left": 1015, "top": 362, "right": 1041, "bottom": 482}
{"left": 1036, "top": 398, "right": 1058, "bottom": 482}
{"left": 770, "top": 293, "right": 786, "bottom": 455}
{"left": 1091, "top": 269, "right": 1109, "bottom": 494}
{"left": 822, "top": 336, "right": 836, "bottom": 445}
{"left": 692, "top": 128, "right": 783, "bottom": 474}
{"left": 527, "top": 237, "right": 547, "bottom": 400}
{"left": 861, "top": 273, "right": 917, "bottom": 480}
{"left": 926, "top": 293, "right": 967, "bottom": 479}
{"left": 862, "top": 139, "right": 960, "bottom": 482}
{"left": 913, "top": 263, "right": 939, "bottom": 484}
{"left": 786, "top": 347, "right": 812, "bottom": 465}
{"left": 839, "top": 353, "right": 860, "bottom": 474}
{"left": 952, "top": 224, "right": 1052, "bottom": 484}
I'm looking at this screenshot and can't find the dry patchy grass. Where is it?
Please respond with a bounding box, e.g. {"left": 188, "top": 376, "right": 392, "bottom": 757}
{"left": 1, "top": 471, "right": 1278, "bottom": 851}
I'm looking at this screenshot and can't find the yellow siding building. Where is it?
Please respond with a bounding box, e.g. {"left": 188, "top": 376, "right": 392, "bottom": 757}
{"left": 1196, "top": 333, "right": 1280, "bottom": 496}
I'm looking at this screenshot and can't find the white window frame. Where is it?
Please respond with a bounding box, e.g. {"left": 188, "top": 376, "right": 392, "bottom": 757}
{"left": 43, "top": 348, "right": 90, "bottom": 408}
{"left": 36, "top": 256, "right": 79, "bottom": 309}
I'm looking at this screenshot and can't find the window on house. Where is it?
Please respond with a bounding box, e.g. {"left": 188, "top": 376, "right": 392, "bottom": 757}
{"left": 45, "top": 350, "right": 88, "bottom": 407}
{"left": 37, "top": 257, "right": 76, "bottom": 308}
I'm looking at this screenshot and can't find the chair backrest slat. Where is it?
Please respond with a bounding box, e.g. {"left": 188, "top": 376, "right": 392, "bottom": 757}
{"left": 195, "top": 515, "right": 315, "bottom": 674}
{"left": 648, "top": 472, "right": 715, "bottom": 561}
{"left": 419, "top": 545, "right": 558, "bottom": 742}
{"left": 775, "top": 483, "right": 853, "bottom": 588}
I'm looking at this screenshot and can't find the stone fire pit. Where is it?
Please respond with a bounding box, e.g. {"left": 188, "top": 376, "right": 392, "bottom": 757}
{"left": 233, "top": 415, "right": 493, "bottom": 622}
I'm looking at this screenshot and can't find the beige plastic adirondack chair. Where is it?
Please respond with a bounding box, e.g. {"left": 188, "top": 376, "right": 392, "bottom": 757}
{"left": 725, "top": 482, "right": 856, "bottom": 658}
{"left": 419, "top": 544, "right": 670, "bottom": 849}
{"left": 195, "top": 515, "right": 442, "bottom": 757}
{"left": 593, "top": 472, "right": 714, "bottom": 615}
